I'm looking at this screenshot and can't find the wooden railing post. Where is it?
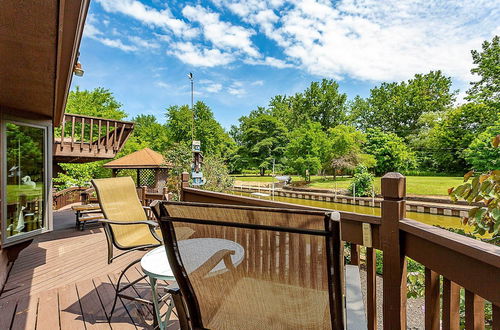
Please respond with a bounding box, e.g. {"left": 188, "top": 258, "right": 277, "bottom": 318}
{"left": 181, "top": 172, "right": 189, "bottom": 201}
{"left": 380, "top": 172, "right": 407, "bottom": 330}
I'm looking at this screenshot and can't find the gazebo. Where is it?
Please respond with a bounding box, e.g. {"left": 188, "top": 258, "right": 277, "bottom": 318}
{"left": 104, "top": 148, "right": 172, "bottom": 192}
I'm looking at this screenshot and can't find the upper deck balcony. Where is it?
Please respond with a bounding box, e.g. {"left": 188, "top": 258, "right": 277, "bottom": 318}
{"left": 53, "top": 113, "right": 134, "bottom": 163}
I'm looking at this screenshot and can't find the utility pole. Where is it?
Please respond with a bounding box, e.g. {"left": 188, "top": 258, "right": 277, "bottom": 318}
{"left": 188, "top": 72, "right": 194, "bottom": 140}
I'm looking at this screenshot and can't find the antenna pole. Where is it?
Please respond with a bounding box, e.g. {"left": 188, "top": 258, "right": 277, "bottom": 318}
{"left": 188, "top": 72, "right": 194, "bottom": 140}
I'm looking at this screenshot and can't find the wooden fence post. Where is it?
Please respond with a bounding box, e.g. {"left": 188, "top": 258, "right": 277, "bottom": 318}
{"left": 380, "top": 172, "right": 407, "bottom": 330}
{"left": 140, "top": 186, "right": 147, "bottom": 206}
{"left": 181, "top": 172, "right": 189, "bottom": 201}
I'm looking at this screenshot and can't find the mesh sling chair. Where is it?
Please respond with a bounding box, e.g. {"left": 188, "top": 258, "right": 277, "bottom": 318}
{"left": 92, "top": 177, "right": 194, "bottom": 319}
{"left": 153, "top": 201, "right": 346, "bottom": 330}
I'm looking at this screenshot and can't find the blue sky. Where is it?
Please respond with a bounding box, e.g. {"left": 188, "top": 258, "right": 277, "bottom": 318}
{"left": 74, "top": 0, "right": 499, "bottom": 129}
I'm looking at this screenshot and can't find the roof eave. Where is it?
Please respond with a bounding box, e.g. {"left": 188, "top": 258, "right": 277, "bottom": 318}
{"left": 53, "top": 0, "right": 91, "bottom": 127}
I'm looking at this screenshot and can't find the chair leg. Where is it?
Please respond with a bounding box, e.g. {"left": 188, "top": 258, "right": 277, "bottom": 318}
{"left": 109, "top": 257, "right": 143, "bottom": 319}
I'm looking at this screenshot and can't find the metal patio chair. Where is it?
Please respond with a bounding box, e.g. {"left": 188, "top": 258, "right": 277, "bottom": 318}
{"left": 91, "top": 176, "right": 193, "bottom": 319}
{"left": 153, "top": 201, "right": 350, "bottom": 330}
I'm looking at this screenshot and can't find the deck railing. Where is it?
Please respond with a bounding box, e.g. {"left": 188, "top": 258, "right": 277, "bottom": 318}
{"left": 52, "top": 186, "right": 88, "bottom": 210}
{"left": 180, "top": 172, "right": 500, "bottom": 329}
{"left": 53, "top": 113, "right": 134, "bottom": 163}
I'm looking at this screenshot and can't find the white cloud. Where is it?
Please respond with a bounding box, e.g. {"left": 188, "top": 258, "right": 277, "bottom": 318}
{"left": 244, "top": 56, "right": 293, "bottom": 69}
{"left": 227, "top": 81, "right": 247, "bottom": 97}
{"left": 205, "top": 83, "right": 223, "bottom": 93}
{"left": 96, "top": 0, "right": 198, "bottom": 38}
{"left": 83, "top": 14, "right": 102, "bottom": 38}
{"left": 129, "top": 36, "right": 160, "bottom": 49}
{"left": 167, "top": 42, "right": 235, "bottom": 67}
{"left": 83, "top": 18, "right": 139, "bottom": 52}
{"left": 98, "top": 38, "right": 138, "bottom": 52}
{"left": 156, "top": 81, "right": 170, "bottom": 88}
{"left": 182, "top": 5, "right": 260, "bottom": 58}
{"left": 228, "top": 87, "right": 246, "bottom": 97}
{"left": 213, "top": 0, "right": 499, "bottom": 82}
{"left": 251, "top": 80, "right": 264, "bottom": 86}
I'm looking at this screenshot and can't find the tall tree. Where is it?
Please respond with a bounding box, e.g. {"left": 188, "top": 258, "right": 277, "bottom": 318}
{"left": 130, "top": 114, "right": 170, "bottom": 153}
{"left": 327, "top": 125, "right": 375, "bottom": 177}
{"left": 65, "top": 87, "right": 127, "bottom": 120}
{"left": 428, "top": 103, "right": 497, "bottom": 172}
{"left": 351, "top": 71, "right": 456, "bottom": 139}
{"left": 285, "top": 121, "right": 330, "bottom": 180}
{"left": 364, "top": 128, "right": 416, "bottom": 176}
{"left": 466, "top": 35, "right": 500, "bottom": 107}
{"left": 235, "top": 109, "right": 288, "bottom": 175}
{"left": 464, "top": 116, "right": 500, "bottom": 172}
{"left": 268, "top": 79, "right": 348, "bottom": 131}
{"left": 165, "top": 101, "right": 235, "bottom": 159}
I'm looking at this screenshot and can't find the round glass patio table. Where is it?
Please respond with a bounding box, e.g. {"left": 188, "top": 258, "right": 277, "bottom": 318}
{"left": 141, "top": 238, "right": 245, "bottom": 329}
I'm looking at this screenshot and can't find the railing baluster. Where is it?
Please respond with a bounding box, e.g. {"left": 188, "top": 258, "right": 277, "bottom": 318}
{"left": 71, "top": 115, "right": 75, "bottom": 150}
{"left": 442, "top": 278, "right": 460, "bottom": 330}
{"left": 350, "top": 243, "right": 360, "bottom": 265}
{"left": 80, "top": 116, "right": 85, "bottom": 151}
{"left": 117, "top": 123, "right": 126, "bottom": 148}
{"left": 98, "top": 119, "right": 102, "bottom": 150}
{"left": 60, "top": 115, "right": 65, "bottom": 150}
{"left": 89, "top": 118, "right": 93, "bottom": 152}
{"left": 366, "top": 247, "right": 377, "bottom": 330}
{"left": 106, "top": 121, "right": 110, "bottom": 151}
{"left": 465, "top": 290, "right": 485, "bottom": 329}
{"left": 113, "top": 121, "right": 118, "bottom": 150}
{"left": 425, "top": 268, "right": 440, "bottom": 330}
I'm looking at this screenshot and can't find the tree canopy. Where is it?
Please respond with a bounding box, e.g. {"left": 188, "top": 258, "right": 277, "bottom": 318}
{"left": 364, "top": 128, "right": 417, "bottom": 176}
{"left": 165, "top": 101, "right": 235, "bottom": 158}
{"left": 285, "top": 121, "right": 330, "bottom": 179}
{"left": 466, "top": 35, "right": 500, "bottom": 107}
{"left": 233, "top": 108, "right": 288, "bottom": 175}
{"left": 65, "top": 87, "right": 127, "bottom": 120}
{"left": 350, "top": 71, "right": 456, "bottom": 140}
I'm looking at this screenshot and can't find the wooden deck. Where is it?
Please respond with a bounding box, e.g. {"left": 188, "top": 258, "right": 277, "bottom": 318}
{"left": 0, "top": 210, "right": 177, "bottom": 329}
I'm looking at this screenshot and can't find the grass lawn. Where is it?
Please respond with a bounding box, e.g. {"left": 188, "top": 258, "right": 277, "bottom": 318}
{"left": 232, "top": 175, "right": 464, "bottom": 196}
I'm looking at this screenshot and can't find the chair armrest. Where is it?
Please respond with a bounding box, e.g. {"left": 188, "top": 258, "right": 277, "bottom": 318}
{"left": 99, "top": 219, "right": 162, "bottom": 243}
{"left": 191, "top": 249, "right": 236, "bottom": 279}
{"left": 142, "top": 205, "right": 151, "bottom": 211}
{"left": 98, "top": 219, "right": 158, "bottom": 227}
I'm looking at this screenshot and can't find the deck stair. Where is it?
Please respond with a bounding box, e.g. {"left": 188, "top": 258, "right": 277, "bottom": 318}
{"left": 53, "top": 113, "right": 134, "bottom": 163}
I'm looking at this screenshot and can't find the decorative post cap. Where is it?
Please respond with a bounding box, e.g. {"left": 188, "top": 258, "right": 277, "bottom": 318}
{"left": 381, "top": 172, "right": 406, "bottom": 199}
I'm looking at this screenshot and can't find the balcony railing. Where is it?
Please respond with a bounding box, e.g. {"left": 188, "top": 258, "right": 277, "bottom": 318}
{"left": 53, "top": 113, "right": 134, "bottom": 163}
{"left": 180, "top": 173, "right": 500, "bottom": 329}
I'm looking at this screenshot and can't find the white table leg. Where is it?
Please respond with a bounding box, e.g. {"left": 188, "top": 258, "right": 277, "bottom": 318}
{"left": 149, "top": 276, "right": 175, "bottom": 330}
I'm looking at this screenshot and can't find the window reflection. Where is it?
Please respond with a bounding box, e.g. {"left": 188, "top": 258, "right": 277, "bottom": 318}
{"left": 5, "top": 123, "right": 45, "bottom": 237}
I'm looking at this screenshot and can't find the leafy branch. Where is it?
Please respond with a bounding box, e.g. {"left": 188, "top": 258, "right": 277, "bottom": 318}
{"left": 448, "top": 134, "right": 500, "bottom": 243}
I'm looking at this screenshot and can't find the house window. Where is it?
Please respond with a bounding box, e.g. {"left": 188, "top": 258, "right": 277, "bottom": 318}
{"left": 1, "top": 119, "right": 51, "bottom": 245}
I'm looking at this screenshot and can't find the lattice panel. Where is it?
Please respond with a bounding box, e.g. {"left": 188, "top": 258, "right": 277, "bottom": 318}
{"left": 138, "top": 169, "right": 156, "bottom": 188}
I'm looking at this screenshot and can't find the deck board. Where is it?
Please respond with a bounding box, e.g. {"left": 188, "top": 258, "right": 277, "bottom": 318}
{"left": 93, "top": 275, "right": 137, "bottom": 330}
{"left": 36, "top": 289, "right": 60, "bottom": 330}
{"left": 10, "top": 295, "right": 39, "bottom": 330}
{"left": 0, "top": 298, "right": 17, "bottom": 329}
{"left": 58, "top": 284, "right": 85, "bottom": 330}
{"left": 76, "top": 279, "right": 111, "bottom": 329}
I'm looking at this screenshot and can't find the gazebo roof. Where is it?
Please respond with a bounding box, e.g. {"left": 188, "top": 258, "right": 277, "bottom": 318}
{"left": 104, "top": 148, "right": 172, "bottom": 169}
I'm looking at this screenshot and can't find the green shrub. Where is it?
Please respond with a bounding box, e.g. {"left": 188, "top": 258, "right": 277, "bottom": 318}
{"left": 348, "top": 166, "right": 374, "bottom": 196}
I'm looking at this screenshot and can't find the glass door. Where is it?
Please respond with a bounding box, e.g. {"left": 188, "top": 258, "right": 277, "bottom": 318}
{"left": 1, "top": 120, "right": 50, "bottom": 244}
